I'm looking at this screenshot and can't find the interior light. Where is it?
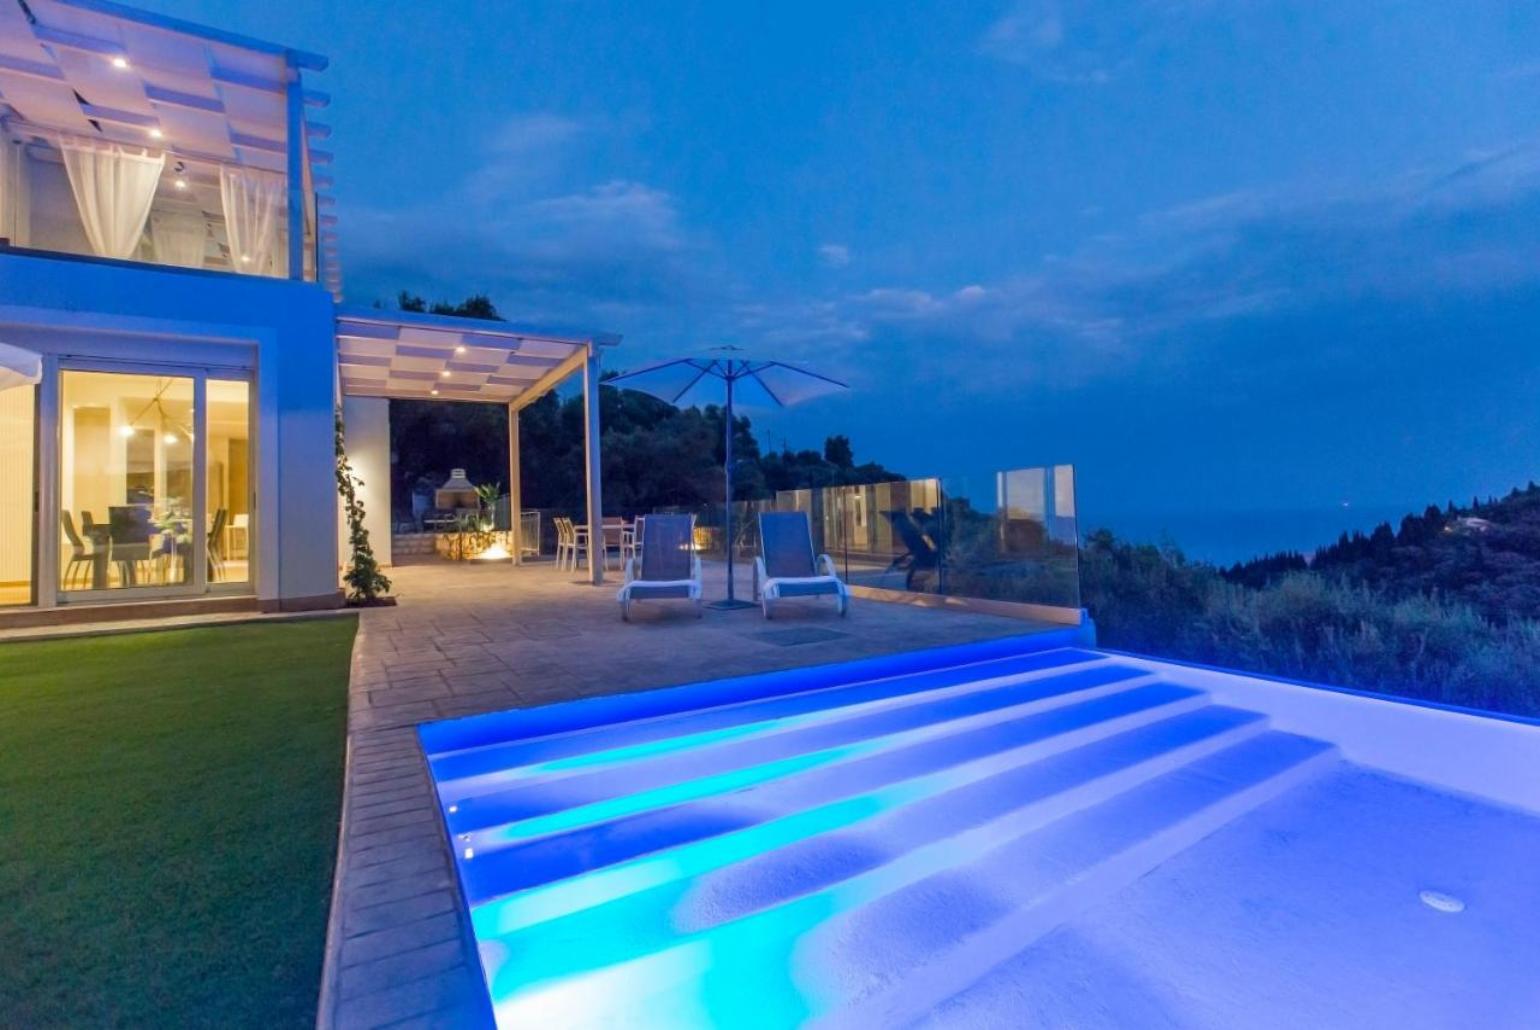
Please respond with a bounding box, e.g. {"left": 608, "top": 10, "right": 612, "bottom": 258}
{"left": 163, "top": 432, "right": 178, "bottom": 445}
{"left": 111, "top": 56, "right": 130, "bottom": 70}
{"left": 147, "top": 127, "right": 164, "bottom": 140}
{"left": 117, "top": 425, "right": 137, "bottom": 438}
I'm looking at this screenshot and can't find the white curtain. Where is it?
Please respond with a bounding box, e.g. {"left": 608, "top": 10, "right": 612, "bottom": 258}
{"left": 219, "top": 166, "right": 286, "bottom": 276}
{"left": 150, "top": 211, "right": 207, "bottom": 268}
{"left": 59, "top": 139, "right": 165, "bottom": 259}
{"left": 0, "top": 138, "right": 30, "bottom": 247}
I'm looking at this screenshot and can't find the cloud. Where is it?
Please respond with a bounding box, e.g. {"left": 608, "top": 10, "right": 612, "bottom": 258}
{"left": 343, "top": 114, "right": 721, "bottom": 330}
{"left": 741, "top": 140, "right": 1540, "bottom": 401}
{"left": 979, "top": 0, "right": 1219, "bottom": 83}
{"left": 818, "top": 243, "right": 852, "bottom": 268}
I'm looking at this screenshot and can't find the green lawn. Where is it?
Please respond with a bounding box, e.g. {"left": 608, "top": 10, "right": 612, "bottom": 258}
{"left": 0, "top": 617, "right": 358, "bottom": 1028}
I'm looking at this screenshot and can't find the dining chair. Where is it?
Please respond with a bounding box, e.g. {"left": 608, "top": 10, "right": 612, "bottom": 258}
{"left": 107, "top": 504, "right": 154, "bottom": 587}
{"left": 60, "top": 511, "right": 94, "bottom": 589}
{"left": 207, "top": 509, "right": 228, "bottom": 582}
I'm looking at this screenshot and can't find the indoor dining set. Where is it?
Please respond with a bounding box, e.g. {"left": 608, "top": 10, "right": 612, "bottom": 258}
{"left": 60, "top": 505, "right": 239, "bottom": 590}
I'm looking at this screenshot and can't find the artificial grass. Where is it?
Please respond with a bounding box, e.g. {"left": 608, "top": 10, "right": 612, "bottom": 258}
{"left": 0, "top": 616, "right": 357, "bottom": 1028}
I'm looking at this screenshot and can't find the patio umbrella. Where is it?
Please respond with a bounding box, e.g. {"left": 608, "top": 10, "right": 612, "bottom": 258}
{"left": 0, "top": 342, "right": 41, "bottom": 392}
{"left": 607, "top": 346, "right": 848, "bottom": 608}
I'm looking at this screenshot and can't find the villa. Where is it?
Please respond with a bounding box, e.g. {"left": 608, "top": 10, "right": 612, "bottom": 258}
{"left": 0, "top": 0, "right": 613, "bottom": 628}
{"left": 2, "top": 5, "right": 1538, "bottom": 1030}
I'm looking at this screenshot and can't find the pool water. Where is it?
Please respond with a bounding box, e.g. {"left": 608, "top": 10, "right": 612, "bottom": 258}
{"left": 419, "top": 638, "right": 1540, "bottom": 1028}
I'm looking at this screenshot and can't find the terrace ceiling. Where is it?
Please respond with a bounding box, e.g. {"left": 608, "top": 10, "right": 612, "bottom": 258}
{"left": 336, "top": 306, "right": 621, "bottom": 407}
{"left": 0, "top": 0, "right": 339, "bottom": 288}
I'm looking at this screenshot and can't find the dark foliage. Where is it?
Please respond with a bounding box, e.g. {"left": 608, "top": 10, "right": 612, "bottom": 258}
{"left": 1225, "top": 484, "right": 1540, "bottom": 623}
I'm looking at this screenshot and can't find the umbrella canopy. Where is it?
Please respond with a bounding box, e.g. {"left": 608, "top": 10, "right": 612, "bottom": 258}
{"left": 606, "top": 351, "right": 847, "bottom": 409}
{"left": 0, "top": 342, "right": 42, "bottom": 392}
{"left": 608, "top": 347, "right": 849, "bottom": 607}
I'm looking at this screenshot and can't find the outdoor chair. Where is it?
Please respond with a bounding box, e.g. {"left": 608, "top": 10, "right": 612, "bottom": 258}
{"left": 755, "top": 510, "right": 849, "bottom": 619}
{"left": 554, "top": 516, "right": 589, "bottom": 572}
{"left": 617, "top": 513, "right": 702, "bottom": 621}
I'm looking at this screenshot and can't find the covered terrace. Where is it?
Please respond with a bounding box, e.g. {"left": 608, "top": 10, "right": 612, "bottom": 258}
{"left": 335, "top": 305, "right": 620, "bottom": 585}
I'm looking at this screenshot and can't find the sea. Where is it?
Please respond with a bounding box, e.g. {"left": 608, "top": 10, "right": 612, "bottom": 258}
{"left": 1085, "top": 504, "right": 1417, "bottom": 567}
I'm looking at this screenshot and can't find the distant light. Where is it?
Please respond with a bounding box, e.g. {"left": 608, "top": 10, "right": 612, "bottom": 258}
{"left": 111, "top": 56, "right": 130, "bottom": 70}
{"left": 448, "top": 804, "right": 458, "bottom": 814}
{"left": 174, "top": 177, "right": 188, "bottom": 190}
{"left": 455, "top": 345, "right": 466, "bottom": 354}
{"left": 440, "top": 370, "right": 451, "bottom": 378}
{"left": 147, "top": 127, "right": 164, "bottom": 140}
{"left": 239, "top": 254, "right": 251, "bottom": 263}
{"left": 463, "top": 847, "right": 475, "bottom": 860}
{"left": 117, "top": 425, "right": 136, "bottom": 438}
{"left": 1420, "top": 889, "right": 1465, "bottom": 913}
{"left": 430, "top": 388, "right": 439, "bottom": 396}
{"left": 163, "top": 432, "right": 178, "bottom": 445}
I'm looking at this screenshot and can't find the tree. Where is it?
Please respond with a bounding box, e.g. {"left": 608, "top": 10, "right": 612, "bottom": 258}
{"left": 824, "top": 434, "right": 854, "bottom": 468}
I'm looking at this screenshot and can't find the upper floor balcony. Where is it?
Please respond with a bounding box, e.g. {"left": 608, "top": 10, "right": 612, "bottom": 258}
{"left": 0, "top": 0, "right": 337, "bottom": 291}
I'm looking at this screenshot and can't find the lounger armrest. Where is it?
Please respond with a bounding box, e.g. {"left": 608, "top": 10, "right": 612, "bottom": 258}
{"left": 691, "top": 554, "right": 703, "bottom": 581}
{"left": 816, "top": 553, "right": 839, "bottom": 578}
{"left": 624, "top": 557, "right": 638, "bottom": 584}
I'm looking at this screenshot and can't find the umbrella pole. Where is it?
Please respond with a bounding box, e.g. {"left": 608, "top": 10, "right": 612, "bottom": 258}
{"left": 709, "top": 367, "right": 755, "bottom": 610}
{"left": 723, "top": 372, "right": 737, "bottom": 601}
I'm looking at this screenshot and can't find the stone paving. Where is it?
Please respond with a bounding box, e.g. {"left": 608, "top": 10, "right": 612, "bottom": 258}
{"left": 320, "top": 558, "right": 1057, "bottom": 1029}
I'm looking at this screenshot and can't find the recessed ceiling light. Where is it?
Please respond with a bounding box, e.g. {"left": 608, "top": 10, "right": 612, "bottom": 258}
{"left": 111, "top": 56, "right": 130, "bottom": 70}
{"left": 147, "top": 127, "right": 164, "bottom": 140}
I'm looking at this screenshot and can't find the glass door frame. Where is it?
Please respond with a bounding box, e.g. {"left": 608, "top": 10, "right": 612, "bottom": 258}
{"left": 43, "top": 357, "right": 255, "bottom": 606}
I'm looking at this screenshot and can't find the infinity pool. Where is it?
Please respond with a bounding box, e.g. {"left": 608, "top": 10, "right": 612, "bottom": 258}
{"left": 419, "top": 636, "right": 1540, "bottom": 1028}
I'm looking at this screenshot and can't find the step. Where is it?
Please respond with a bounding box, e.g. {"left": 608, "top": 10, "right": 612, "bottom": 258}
{"left": 475, "top": 730, "right": 1336, "bottom": 1028}
{"left": 430, "top": 647, "right": 1110, "bottom": 796}
{"left": 445, "top": 662, "right": 1154, "bottom": 837}
{"left": 470, "top": 704, "right": 1267, "bottom": 942}
{"left": 814, "top": 731, "right": 1340, "bottom": 1027}
{"left": 457, "top": 680, "right": 1201, "bottom": 905}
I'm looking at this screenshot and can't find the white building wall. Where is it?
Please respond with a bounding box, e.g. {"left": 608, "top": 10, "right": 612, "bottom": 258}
{"left": 341, "top": 395, "right": 392, "bottom": 567}
{"left": 0, "top": 250, "right": 340, "bottom": 610}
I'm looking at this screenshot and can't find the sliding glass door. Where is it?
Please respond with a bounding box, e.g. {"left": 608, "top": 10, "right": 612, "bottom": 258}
{"left": 56, "top": 367, "right": 252, "bottom": 600}
{"left": 0, "top": 383, "right": 35, "bottom": 606}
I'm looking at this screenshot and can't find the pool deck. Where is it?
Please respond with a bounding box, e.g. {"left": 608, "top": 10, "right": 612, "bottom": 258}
{"left": 319, "top": 558, "right": 1060, "bottom": 1030}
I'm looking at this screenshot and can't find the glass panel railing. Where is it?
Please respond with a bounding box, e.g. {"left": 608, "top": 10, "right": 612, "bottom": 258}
{"left": 758, "top": 464, "right": 1081, "bottom": 613}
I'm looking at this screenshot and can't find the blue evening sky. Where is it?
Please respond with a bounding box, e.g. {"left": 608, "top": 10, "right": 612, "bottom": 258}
{"left": 143, "top": 0, "right": 1540, "bottom": 534}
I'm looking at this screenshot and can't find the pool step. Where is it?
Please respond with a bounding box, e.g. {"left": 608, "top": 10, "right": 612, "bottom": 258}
{"left": 812, "top": 730, "right": 1340, "bottom": 1027}
{"left": 457, "top": 678, "right": 1199, "bottom": 905}
{"left": 431, "top": 647, "right": 1113, "bottom": 798}
{"left": 476, "top": 723, "right": 1337, "bottom": 1027}
{"left": 447, "top": 662, "right": 1159, "bottom": 843}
